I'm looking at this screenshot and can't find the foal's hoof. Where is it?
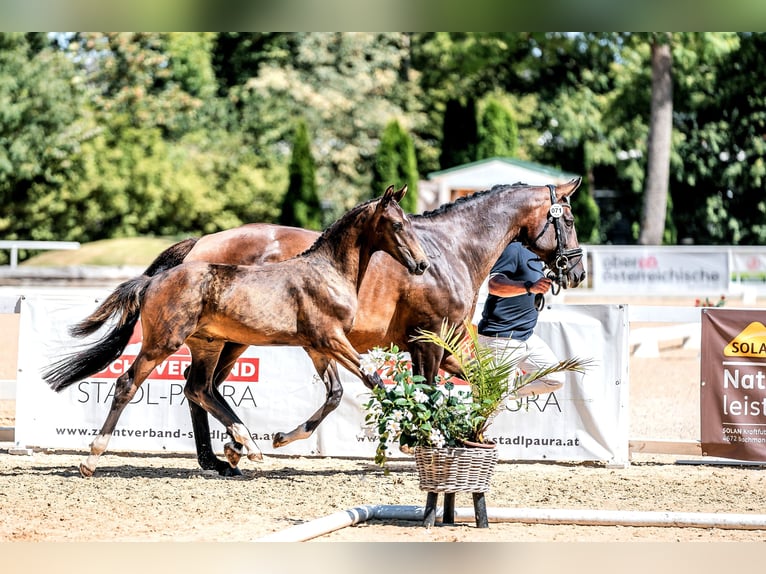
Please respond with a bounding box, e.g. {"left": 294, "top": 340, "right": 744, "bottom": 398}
{"left": 223, "top": 442, "right": 242, "bottom": 467}
{"left": 272, "top": 432, "right": 288, "bottom": 448}
{"left": 370, "top": 371, "right": 385, "bottom": 389}
{"left": 247, "top": 451, "right": 263, "bottom": 462}
{"left": 79, "top": 463, "right": 95, "bottom": 478}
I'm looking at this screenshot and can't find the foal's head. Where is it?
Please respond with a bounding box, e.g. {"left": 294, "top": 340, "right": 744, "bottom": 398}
{"left": 366, "top": 185, "right": 429, "bottom": 275}
{"left": 523, "top": 178, "right": 586, "bottom": 289}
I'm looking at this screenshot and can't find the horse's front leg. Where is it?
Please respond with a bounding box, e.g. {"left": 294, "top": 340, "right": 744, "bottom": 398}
{"left": 272, "top": 350, "right": 343, "bottom": 448}
{"left": 187, "top": 401, "right": 243, "bottom": 477}
{"left": 409, "top": 342, "right": 446, "bottom": 385}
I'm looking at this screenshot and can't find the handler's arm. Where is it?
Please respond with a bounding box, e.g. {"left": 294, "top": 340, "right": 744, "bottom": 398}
{"left": 487, "top": 274, "right": 553, "bottom": 298}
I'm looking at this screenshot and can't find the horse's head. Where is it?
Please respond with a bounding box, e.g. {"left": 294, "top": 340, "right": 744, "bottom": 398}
{"left": 370, "top": 185, "right": 430, "bottom": 275}
{"left": 524, "top": 178, "right": 586, "bottom": 290}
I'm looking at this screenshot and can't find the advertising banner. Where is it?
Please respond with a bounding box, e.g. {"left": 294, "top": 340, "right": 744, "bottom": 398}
{"left": 701, "top": 308, "right": 766, "bottom": 461}
{"left": 590, "top": 247, "right": 729, "bottom": 294}
{"left": 731, "top": 252, "right": 766, "bottom": 276}
{"left": 487, "top": 304, "right": 629, "bottom": 464}
{"left": 15, "top": 295, "right": 629, "bottom": 465}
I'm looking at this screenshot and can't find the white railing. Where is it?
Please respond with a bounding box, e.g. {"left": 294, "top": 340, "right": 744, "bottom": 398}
{"left": 0, "top": 240, "right": 80, "bottom": 268}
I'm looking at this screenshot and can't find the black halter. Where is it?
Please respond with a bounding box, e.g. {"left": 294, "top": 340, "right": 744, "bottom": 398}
{"left": 529, "top": 184, "right": 583, "bottom": 294}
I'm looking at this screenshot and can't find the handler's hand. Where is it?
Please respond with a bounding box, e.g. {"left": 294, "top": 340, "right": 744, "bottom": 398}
{"left": 530, "top": 277, "right": 553, "bottom": 295}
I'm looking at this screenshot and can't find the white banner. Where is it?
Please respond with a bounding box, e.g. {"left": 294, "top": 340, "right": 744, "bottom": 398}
{"left": 590, "top": 247, "right": 729, "bottom": 294}
{"left": 731, "top": 252, "right": 766, "bottom": 275}
{"left": 15, "top": 296, "right": 629, "bottom": 465}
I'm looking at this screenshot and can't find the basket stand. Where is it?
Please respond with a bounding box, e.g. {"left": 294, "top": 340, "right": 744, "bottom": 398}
{"left": 423, "top": 491, "right": 489, "bottom": 528}
{"left": 414, "top": 445, "right": 498, "bottom": 528}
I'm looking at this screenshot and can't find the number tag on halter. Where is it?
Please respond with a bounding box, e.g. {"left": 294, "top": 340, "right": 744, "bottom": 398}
{"left": 549, "top": 203, "right": 564, "bottom": 218}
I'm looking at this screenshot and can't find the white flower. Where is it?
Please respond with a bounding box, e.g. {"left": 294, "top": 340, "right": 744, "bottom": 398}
{"left": 368, "top": 348, "right": 389, "bottom": 363}
{"left": 413, "top": 388, "right": 429, "bottom": 403}
{"left": 385, "top": 419, "right": 401, "bottom": 436}
{"left": 359, "top": 354, "right": 381, "bottom": 376}
{"left": 366, "top": 401, "right": 382, "bottom": 417}
{"left": 392, "top": 409, "right": 405, "bottom": 421}
{"left": 429, "top": 428, "right": 445, "bottom": 448}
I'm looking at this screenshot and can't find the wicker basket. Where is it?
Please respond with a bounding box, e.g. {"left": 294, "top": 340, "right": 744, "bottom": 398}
{"left": 414, "top": 445, "right": 498, "bottom": 493}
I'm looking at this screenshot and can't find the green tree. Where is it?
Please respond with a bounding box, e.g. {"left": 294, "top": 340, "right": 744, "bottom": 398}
{"left": 279, "top": 119, "right": 322, "bottom": 230}
{"left": 476, "top": 95, "right": 519, "bottom": 159}
{"left": 211, "top": 33, "right": 296, "bottom": 94}
{"left": 6, "top": 31, "right": 757, "bottom": 252}
{"left": 413, "top": 33, "right": 610, "bottom": 240}
{"left": 57, "top": 32, "right": 282, "bottom": 240}
{"left": 371, "top": 120, "right": 419, "bottom": 213}
{"left": 233, "top": 33, "right": 424, "bottom": 218}
{"left": 699, "top": 33, "right": 766, "bottom": 244}
{"left": 0, "top": 33, "right": 98, "bottom": 261}
{"left": 439, "top": 98, "right": 479, "bottom": 169}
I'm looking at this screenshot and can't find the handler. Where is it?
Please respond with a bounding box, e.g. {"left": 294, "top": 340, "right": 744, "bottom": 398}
{"left": 477, "top": 241, "right": 564, "bottom": 398}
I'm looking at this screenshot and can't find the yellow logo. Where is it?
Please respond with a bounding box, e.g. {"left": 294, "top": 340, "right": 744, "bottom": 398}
{"left": 724, "top": 322, "right": 766, "bottom": 357}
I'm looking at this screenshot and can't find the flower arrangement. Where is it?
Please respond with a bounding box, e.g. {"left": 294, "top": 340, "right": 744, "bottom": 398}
{"left": 363, "top": 320, "right": 592, "bottom": 468}
{"left": 694, "top": 295, "right": 726, "bottom": 308}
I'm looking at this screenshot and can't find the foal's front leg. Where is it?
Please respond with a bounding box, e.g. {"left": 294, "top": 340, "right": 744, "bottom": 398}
{"left": 325, "top": 336, "right": 385, "bottom": 390}
{"left": 272, "top": 350, "right": 344, "bottom": 448}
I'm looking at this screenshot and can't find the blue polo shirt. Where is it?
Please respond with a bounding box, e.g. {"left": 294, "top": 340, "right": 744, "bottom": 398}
{"left": 477, "top": 242, "right": 542, "bottom": 342}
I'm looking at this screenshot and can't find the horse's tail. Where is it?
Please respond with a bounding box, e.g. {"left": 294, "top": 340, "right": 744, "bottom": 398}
{"left": 69, "top": 237, "right": 197, "bottom": 339}
{"left": 142, "top": 236, "right": 198, "bottom": 277}
{"left": 43, "top": 274, "right": 153, "bottom": 392}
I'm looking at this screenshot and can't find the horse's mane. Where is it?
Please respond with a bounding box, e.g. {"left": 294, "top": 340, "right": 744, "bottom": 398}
{"left": 415, "top": 181, "right": 529, "bottom": 220}
{"left": 294, "top": 180, "right": 533, "bottom": 257}
{"left": 298, "top": 196, "right": 381, "bottom": 258}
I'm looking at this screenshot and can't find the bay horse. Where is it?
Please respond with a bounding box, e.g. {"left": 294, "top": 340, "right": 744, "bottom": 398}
{"left": 43, "top": 185, "right": 429, "bottom": 477}
{"left": 64, "top": 178, "right": 585, "bottom": 476}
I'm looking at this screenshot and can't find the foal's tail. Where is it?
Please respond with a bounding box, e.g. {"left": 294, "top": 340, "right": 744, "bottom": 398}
{"left": 43, "top": 274, "right": 154, "bottom": 392}
{"left": 69, "top": 237, "right": 197, "bottom": 339}
{"left": 44, "top": 238, "right": 198, "bottom": 392}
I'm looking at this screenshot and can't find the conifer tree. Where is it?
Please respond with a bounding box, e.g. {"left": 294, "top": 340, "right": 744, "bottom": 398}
{"left": 476, "top": 96, "right": 519, "bottom": 159}
{"left": 279, "top": 119, "right": 322, "bottom": 230}
{"left": 439, "top": 98, "right": 479, "bottom": 169}
{"left": 372, "top": 120, "right": 419, "bottom": 213}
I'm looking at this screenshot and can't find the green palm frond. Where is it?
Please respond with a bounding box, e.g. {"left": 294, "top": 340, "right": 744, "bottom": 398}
{"left": 412, "top": 319, "right": 594, "bottom": 442}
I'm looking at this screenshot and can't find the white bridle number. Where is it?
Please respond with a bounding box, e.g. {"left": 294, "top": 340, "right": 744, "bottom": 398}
{"left": 549, "top": 203, "right": 564, "bottom": 219}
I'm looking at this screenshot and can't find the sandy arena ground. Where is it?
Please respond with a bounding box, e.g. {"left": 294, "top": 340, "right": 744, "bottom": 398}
{"left": 2, "top": 292, "right": 766, "bottom": 554}
{"left": 2, "top": 342, "right": 766, "bottom": 545}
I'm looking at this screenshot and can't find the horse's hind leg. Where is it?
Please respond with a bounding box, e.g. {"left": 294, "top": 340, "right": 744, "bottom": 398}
{"left": 80, "top": 353, "right": 162, "bottom": 477}
{"left": 272, "top": 351, "right": 343, "bottom": 448}
{"left": 186, "top": 342, "right": 248, "bottom": 476}
{"left": 184, "top": 339, "right": 263, "bottom": 468}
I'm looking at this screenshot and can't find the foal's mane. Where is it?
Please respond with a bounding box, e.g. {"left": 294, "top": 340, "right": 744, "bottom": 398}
{"left": 416, "top": 181, "right": 530, "bottom": 220}
{"left": 297, "top": 196, "right": 381, "bottom": 258}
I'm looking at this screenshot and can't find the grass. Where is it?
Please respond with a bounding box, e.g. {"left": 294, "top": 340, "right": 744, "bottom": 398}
{"left": 19, "top": 237, "right": 180, "bottom": 267}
